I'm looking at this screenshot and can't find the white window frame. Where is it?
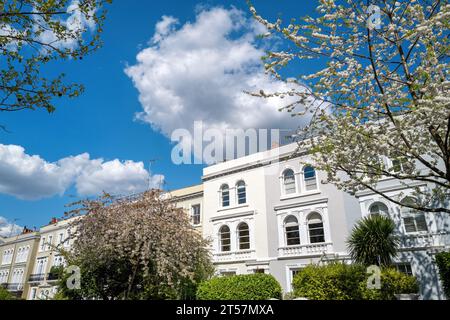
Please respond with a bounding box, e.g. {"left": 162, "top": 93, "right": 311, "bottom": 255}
{"left": 302, "top": 166, "right": 318, "bottom": 192}
{"left": 284, "top": 215, "right": 301, "bottom": 246}
{"left": 237, "top": 222, "right": 250, "bottom": 251}
{"left": 191, "top": 204, "right": 201, "bottom": 226}
{"left": 46, "top": 235, "right": 53, "bottom": 251}
{"left": 281, "top": 168, "right": 298, "bottom": 196}
{"left": 400, "top": 197, "right": 428, "bottom": 234}
{"left": 236, "top": 180, "right": 247, "bottom": 205}
{"left": 368, "top": 202, "right": 390, "bottom": 217}
{"left": 220, "top": 184, "right": 230, "bottom": 208}
{"left": 39, "top": 237, "right": 46, "bottom": 252}
{"left": 307, "top": 212, "right": 326, "bottom": 244}
{"left": 219, "top": 225, "right": 231, "bottom": 252}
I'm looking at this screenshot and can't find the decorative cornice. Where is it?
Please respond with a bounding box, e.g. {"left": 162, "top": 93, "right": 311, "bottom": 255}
{"left": 170, "top": 191, "right": 203, "bottom": 202}
{"left": 355, "top": 181, "right": 427, "bottom": 197}
{"left": 202, "top": 150, "right": 308, "bottom": 182}
{"left": 274, "top": 197, "right": 328, "bottom": 211}
{"left": 210, "top": 210, "right": 255, "bottom": 222}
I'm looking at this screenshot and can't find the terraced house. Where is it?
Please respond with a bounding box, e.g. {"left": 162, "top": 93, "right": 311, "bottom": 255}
{"left": 0, "top": 228, "right": 40, "bottom": 299}
{"left": 196, "top": 142, "right": 448, "bottom": 299}
{"left": 1, "top": 143, "right": 449, "bottom": 300}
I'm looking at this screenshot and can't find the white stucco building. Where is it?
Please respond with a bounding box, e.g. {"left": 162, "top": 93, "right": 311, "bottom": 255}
{"left": 199, "top": 142, "right": 449, "bottom": 299}
{"left": 1, "top": 143, "right": 448, "bottom": 300}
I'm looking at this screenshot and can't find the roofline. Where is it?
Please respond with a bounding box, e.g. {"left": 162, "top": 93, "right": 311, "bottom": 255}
{"left": 202, "top": 145, "right": 308, "bottom": 182}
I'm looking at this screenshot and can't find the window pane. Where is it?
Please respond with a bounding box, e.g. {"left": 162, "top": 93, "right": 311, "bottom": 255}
{"left": 237, "top": 181, "right": 246, "bottom": 204}
{"left": 192, "top": 204, "right": 201, "bottom": 225}
{"left": 286, "top": 225, "right": 300, "bottom": 246}
{"left": 308, "top": 215, "right": 325, "bottom": 243}
{"left": 238, "top": 223, "right": 250, "bottom": 250}
{"left": 415, "top": 214, "right": 428, "bottom": 232}
{"left": 403, "top": 217, "right": 417, "bottom": 233}
{"left": 370, "top": 203, "right": 389, "bottom": 216}
{"left": 222, "top": 190, "right": 230, "bottom": 207}
{"left": 220, "top": 226, "right": 231, "bottom": 252}
{"left": 304, "top": 167, "right": 317, "bottom": 191}
{"left": 396, "top": 264, "right": 413, "bottom": 276}
{"left": 283, "top": 170, "right": 296, "bottom": 194}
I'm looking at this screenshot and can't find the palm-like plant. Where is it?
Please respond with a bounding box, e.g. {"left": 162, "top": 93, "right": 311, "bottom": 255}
{"left": 347, "top": 215, "right": 399, "bottom": 267}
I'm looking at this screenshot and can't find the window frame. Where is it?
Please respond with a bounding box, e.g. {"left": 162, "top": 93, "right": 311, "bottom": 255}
{"left": 282, "top": 169, "right": 297, "bottom": 195}
{"left": 307, "top": 212, "right": 325, "bottom": 244}
{"left": 369, "top": 202, "right": 390, "bottom": 217}
{"left": 400, "top": 197, "right": 428, "bottom": 234}
{"left": 303, "top": 166, "right": 318, "bottom": 191}
{"left": 396, "top": 263, "right": 413, "bottom": 276}
{"left": 191, "top": 204, "right": 201, "bottom": 226}
{"left": 236, "top": 180, "right": 247, "bottom": 205}
{"left": 220, "top": 184, "right": 230, "bottom": 208}
{"left": 284, "top": 216, "right": 301, "bottom": 246}
{"left": 219, "top": 225, "right": 231, "bottom": 252}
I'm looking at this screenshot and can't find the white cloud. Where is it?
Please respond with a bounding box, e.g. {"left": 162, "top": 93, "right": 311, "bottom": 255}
{"left": 125, "top": 7, "right": 305, "bottom": 140}
{"left": 35, "top": 0, "right": 97, "bottom": 50}
{"left": 76, "top": 159, "right": 164, "bottom": 196}
{"left": 0, "top": 216, "right": 22, "bottom": 237}
{"left": 152, "top": 15, "right": 179, "bottom": 43}
{"left": 0, "top": 144, "right": 163, "bottom": 200}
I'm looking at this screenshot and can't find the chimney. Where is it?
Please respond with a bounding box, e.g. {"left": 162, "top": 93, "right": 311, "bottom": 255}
{"left": 22, "top": 226, "right": 33, "bottom": 234}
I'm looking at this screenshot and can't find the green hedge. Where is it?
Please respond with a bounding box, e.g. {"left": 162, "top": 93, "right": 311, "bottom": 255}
{"left": 197, "top": 274, "right": 282, "bottom": 300}
{"left": 292, "top": 263, "right": 418, "bottom": 300}
{"left": 0, "top": 286, "right": 15, "bottom": 300}
{"left": 435, "top": 252, "right": 450, "bottom": 299}
{"left": 360, "top": 267, "right": 419, "bottom": 300}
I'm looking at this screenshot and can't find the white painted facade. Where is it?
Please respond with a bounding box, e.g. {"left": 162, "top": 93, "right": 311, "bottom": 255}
{"left": 1, "top": 142, "right": 448, "bottom": 300}
{"left": 201, "top": 142, "right": 450, "bottom": 299}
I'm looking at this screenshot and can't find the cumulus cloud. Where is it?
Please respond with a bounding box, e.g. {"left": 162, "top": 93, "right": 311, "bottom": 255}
{"left": 0, "top": 144, "right": 163, "bottom": 200}
{"left": 76, "top": 159, "right": 164, "bottom": 196}
{"left": 35, "top": 0, "right": 97, "bottom": 50}
{"left": 0, "top": 216, "right": 22, "bottom": 237}
{"left": 125, "top": 7, "right": 305, "bottom": 140}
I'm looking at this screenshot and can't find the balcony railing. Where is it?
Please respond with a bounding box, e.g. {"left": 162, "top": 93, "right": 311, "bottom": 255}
{"left": 278, "top": 242, "right": 333, "bottom": 258}
{"left": 213, "top": 250, "right": 256, "bottom": 263}
{"left": 6, "top": 283, "right": 24, "bottom": 292}
{"left": 399, "top": 232, "right": 450, "bottom": 249}
{"left": 29, "top": 274, "right": 45, "bottom": 282}
{"left": 46, "top": 272, "right": 60, "bottom": 281}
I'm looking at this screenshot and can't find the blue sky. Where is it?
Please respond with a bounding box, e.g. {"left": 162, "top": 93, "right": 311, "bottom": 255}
{"left": 0, "top": 0, "right": 320, "bottom": 233}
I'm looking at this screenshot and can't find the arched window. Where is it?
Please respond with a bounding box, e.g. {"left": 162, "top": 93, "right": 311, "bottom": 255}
{"left": 304, "top": 166, "right": 318, "bottom": 191}
{"left": 220, "top": 184, "right": 230, "bottom": 207}
{"left": 401, "top": 197, "right": 428, "bottom": 233}
{"left": 237, "top": 223, "right": 250, "bottom": 250}
{"left": 282, "top": 169, "right": 296, "bottom": 194}
{"left": 219, "top": 225, "right": 231, "bottom": 252}
{"left": 369, "top": 202, "right": 389, "bottom": 217}
{"left": 284, "top": 216, "right": 300, "bottom": 246}
{"left": 307, "top": 212, "right": 325, "bottom": 243}
{"left": 236, "top": 181, "right": 246, "bottom": 205}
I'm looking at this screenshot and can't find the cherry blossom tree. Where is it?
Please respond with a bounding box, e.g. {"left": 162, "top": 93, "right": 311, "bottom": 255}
{"left": 248, "top": 0, "right": 449, "bottom": 213}
{"left": 59, "top": 190, "right": 213, "bottom": 300}
{"left": 0, "top": 0, "right": 111, "bottom": 115}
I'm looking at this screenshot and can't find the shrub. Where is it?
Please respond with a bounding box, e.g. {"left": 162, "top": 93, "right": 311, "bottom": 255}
{"left": 292, "top": 263, "right": 419, "bottom": 300}
{"left": 347, "top": 215, "right": 399, "bottom": 267}
{"left": 360, "top": 268, "right": 419, "bottom": 300}
{"left": 292, "top": 263, "right": 366, "bottom": 300}
{"left": 197, "top": 274, "right": 282, "bottom": 300}
{"left": 435, "top": 251, "right": 450, "bottom": 299}
{"left": 0, "top": 286, "right": 15, "bottom": 300}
